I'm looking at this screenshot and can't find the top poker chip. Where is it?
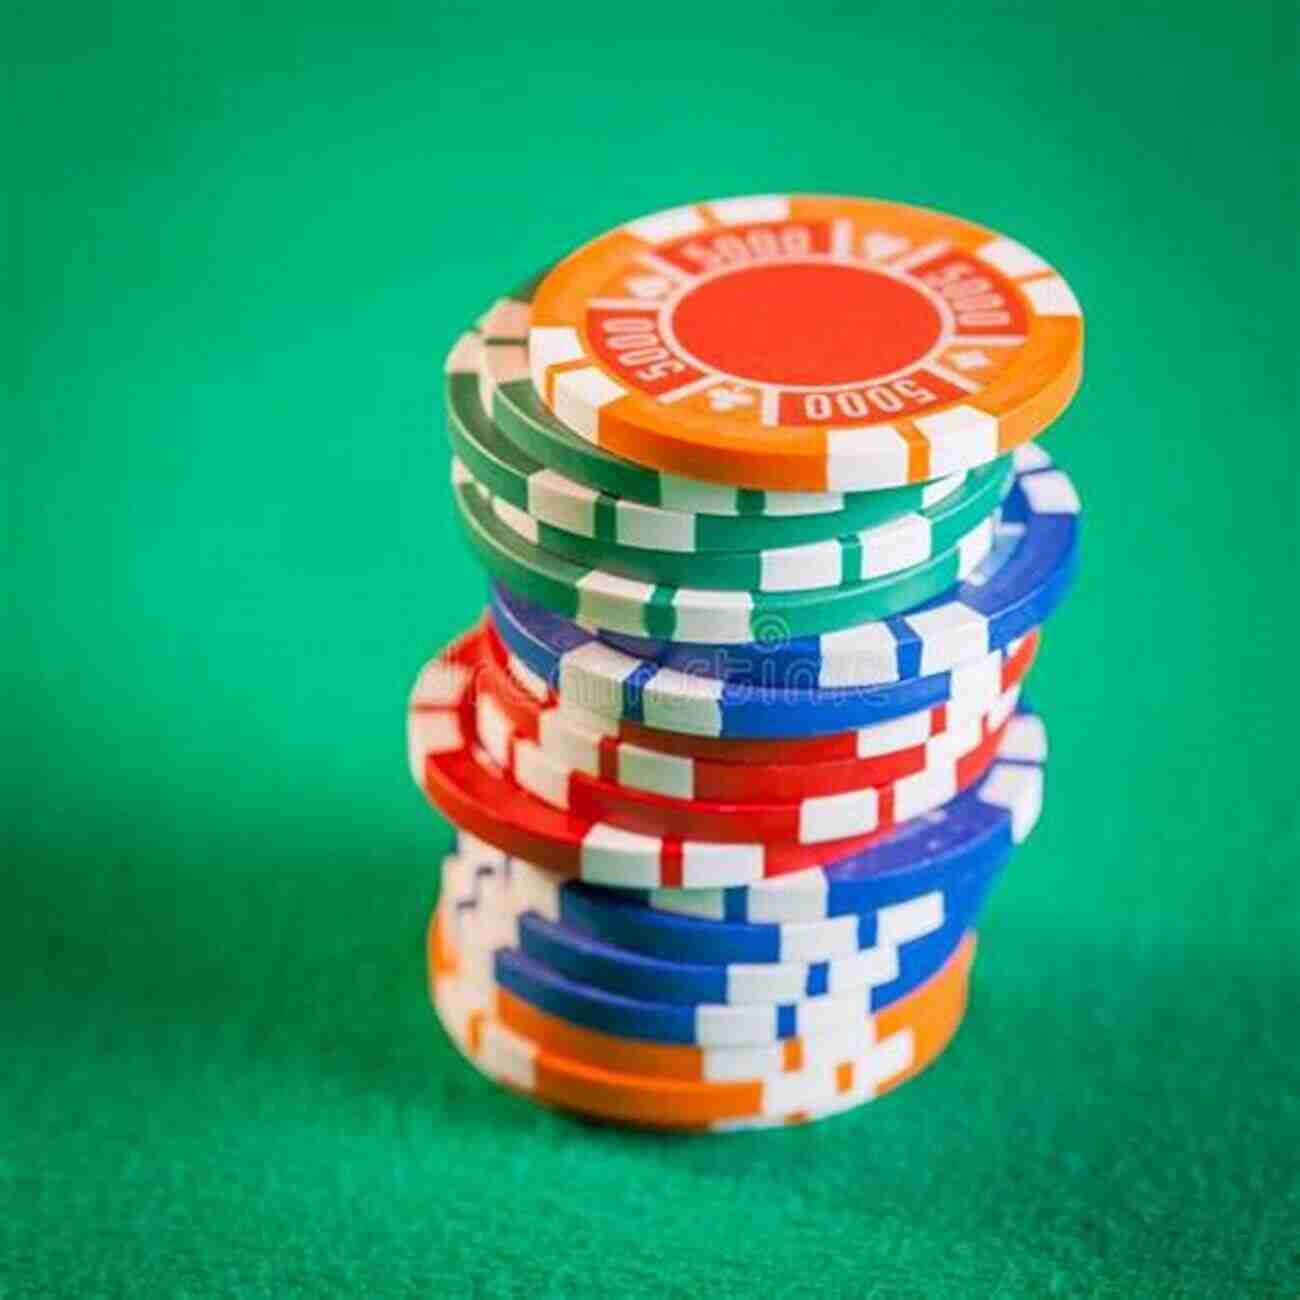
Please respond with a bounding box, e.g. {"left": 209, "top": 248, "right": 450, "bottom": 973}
{"left": 529, "top": 195, "right": 1083, "bottom": 492}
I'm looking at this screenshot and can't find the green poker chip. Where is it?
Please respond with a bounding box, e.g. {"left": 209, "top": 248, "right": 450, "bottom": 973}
{"left": 512, "top": 455, "right": 1012, "bottom": 593}
{"left": 447, "top": 332, "right": 968, "bottom": 557}
{"left": 450, "top": 459, "right": 999, "bottom": 645}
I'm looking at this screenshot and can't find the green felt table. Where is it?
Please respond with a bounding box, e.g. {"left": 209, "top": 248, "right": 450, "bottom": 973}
{"left": 7, "top": 4, "right": 1297, "bottom": 1296}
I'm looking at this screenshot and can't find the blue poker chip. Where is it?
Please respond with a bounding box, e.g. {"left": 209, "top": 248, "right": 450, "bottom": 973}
{"left": 491, "top": 581, "right": 1025, "bottom": 740}
{"left": 488, "top": 444, "right": 1078, "bottom": 741}
{"left": 515, "top": 860, "right": 997, "bottom": 1007}
{"left": 482, "top": 913, "right": 972, "bottom": 1048}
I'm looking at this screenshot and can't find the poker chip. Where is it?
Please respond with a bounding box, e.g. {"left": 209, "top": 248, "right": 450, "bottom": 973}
{"left": 480, "top": 283, "right": 974, "bottom": 519}
{"left": 490, "top": 585, "right": 1040, "bottom": 743}
{"left": 414, "top": 192, "right": 1082, "bottom": 1129}
{"left": 489, "top": 595, "right": 1038, "bottom": 751}
{"left": 495, "top": 447, "right": 1011, "bottom": 593}
{"left": 431, "top": 909, "right": 973, "bottom": 1128}
{"left": 483, "top": 613, "right": 1039, "bottom": 767}
{"left": 454, "top": 458, "right": 997, "bottom": 644}
{"left": 528, "top": 196, "right": 1082, "bottom": 492}
{"left": 450, "top": 329, "right": 970, "bottom": 552}
{"left": 441, "top": 846, "right": 995, "bottom": 1008}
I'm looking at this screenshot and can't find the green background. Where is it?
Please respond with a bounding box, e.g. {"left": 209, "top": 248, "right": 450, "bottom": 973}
{"left": 8, "top": 3, "right": 1297, "bottom": 1295}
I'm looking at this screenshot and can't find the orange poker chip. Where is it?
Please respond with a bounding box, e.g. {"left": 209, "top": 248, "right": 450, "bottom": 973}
{"left": 529, "top": 195, "right": 1082, "bottom": 492}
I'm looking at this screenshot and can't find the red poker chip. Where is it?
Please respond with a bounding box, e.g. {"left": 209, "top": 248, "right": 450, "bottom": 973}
{"left": 409, "top": 622, "right": 994, "bottom": 889}
{"left": 476, "top": 644, "right": 1015, "bottom": 828}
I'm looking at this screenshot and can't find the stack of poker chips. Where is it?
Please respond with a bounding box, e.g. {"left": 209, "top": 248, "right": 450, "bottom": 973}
{"left": 409, "top": 195, "right": 1083, "bottom": 1132}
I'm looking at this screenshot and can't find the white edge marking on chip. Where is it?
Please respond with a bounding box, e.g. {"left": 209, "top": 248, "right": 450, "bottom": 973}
{"left": 696, "top": 1002, "right": 776, "bottom": 1048}
{"left": 742, "top": 871, "right": 830, "bottom": 925}
{"left": 817, "top": 621, "right": 901, "bottom": 689}
{"left": 979, "top": 761, "right": 1045, "bottom": 842}
{"left": 432, "top": 983, "right": 471, "bottom": 1047}
{"left": 626, "top": 205, "right": 707, "bottom": 243}
{"left": 700, "top": 1042, "right": 790, "bottom": 1083}
{"left": 640, "top": 666, "right": 725, "bottom": 737}
{"left": 618, "top": 743, "right": 695, "bottom": 800}
{"left": 693, "top": 1042, "right": 778, "bottom": 1083}
{"left": 726, "top": 963, "right": 806, "bottom": 1005}
{"left": 529, "top": 468, "right": 599, "bottom": 536}
{"left": 861, "top": 512, "right": 930, "bottom": 579}
{"left": 977, "top": 236, "right": 1050, "bottom": 278}
{"left": 647, "top": 887, "right": 726, "bottom": 922}
{"left": 486, "top": 337, "right": 531, "bottom": 386}
{"left": 761, "top": 538, "right": 842, "bottom": 591}
{"left": 553, "top": 700, "right": 620, "bottom": 739}
{"left": 407, "top": 712, "right": 462, "bottom": 784}
{"left": 511, "top": 738, "right": 571, "bottom": 810}
{"left": 1021, "top": 275, "right": 1082, "bottom": 317}
{"left": 1012, "top": 441, "right": 1051, "bottom": 471}
{"left": 680, "top": 841, "right": 764, "bottom": 888}
{"left": 409, "top": 660, "right": 470, "bottom": 709}
{"left": 794, "top": 989, "right": 865, "bottom": 1039}
{"left": 657, "top": 474, "right": 740, "bottom": 514}
{"left": 706, "top": 195, "right": 791, "bottom": 225}
{"left": 1018, "top": 469, "right": 1081, "bottom": 515}
{"left": 869, "top": 1028, "right": 914, "bottom": 1085}
{"left": 670, "top": 587, "right": 754, "bottom": 643}
{"left": 507, "top": 856, "right": 561, "bottom": 921}
{"left": 825, "top": 426, "right": 910, "bottom": 491}
{"left": 830, "top": 944, "right": 899, "bottom": 994}
{"left": 761, "top": 490, "right": 842, "bottom": 516}
{"left": 905, "top": 601, "right": 990, "bottom": 676}
{"left": 480, "top": 1020, "right": 539, "bottom": 1090}
{"left": 876, "top": 892, "right": 945, "bottom": 945}
{"left": 617, "top": 497, "right": 696, "bottom": 551}
{"left": 474, "top": 691, "right": 513, "bottom": 768}
{"left": 947, "top": 650, "right": 1002, "bottom": 714}
{"left": 799, "top": 788, "right": 879, "bottom": 844}
{"left": 760, "top": 1064, "right": 837, "bottom": 1115}
{"left": 702, "top": 1003, "right": 780, "bottom": 1055}
{"left": 853, "top": 706, "right": 935, "bottom": 758}
{"left": 575, "top": 569, "right": 657, "bottom": 635}
{"left": 446, "top": 332, "right": 482, "bottom": 374}
{"left": 779, "top": 913, "right": 860, "bottom": 963}
{"left": 557, "top": 641, "right": 638, "bottom": 718}
{"left": 554, "top": 367, "right": 626, "bottom": 443}
{"left": 579, "top": 823, "right": 664, "bottom": 888}
{"left": 914, "top": 406, "right": 999, "bottom": 479}
{"left": 926, "top": 712, "right": 981, "bottom": 763}
{"left": 527, "top": 325, "right": 584, "bottom": 395}
{"left": 1000, "top": 713, "right": 1048, "bottom": 762}
{"left": 893, "top": 760, "right": 958, "bottom": 821}
{"left": 491, "top": 493, "right": 540, "bottom": 545}
{"left": 537, "top": 710, "right": 600, "bottom": 777}
{"left": 483, "top": 296, "right": 530, "bottom": 337}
